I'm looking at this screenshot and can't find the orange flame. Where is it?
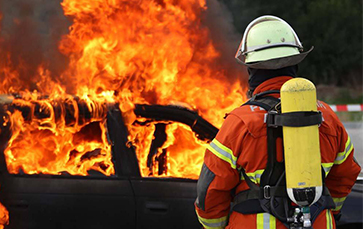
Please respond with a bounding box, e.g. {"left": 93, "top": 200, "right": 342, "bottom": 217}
{"left": 58, "top": 0, "right": 246, "bottom": 178}
{"left": 0, "top": 12, "right": 9, "bottom": 228}
{"left": 0, "top": 0, "right": 247, "bottom": 181}
{"left": 0, "top": 200, "right": 9, "bottom": 229}
{"left": 4, "top": 94, "right": 115, "bottom": 176}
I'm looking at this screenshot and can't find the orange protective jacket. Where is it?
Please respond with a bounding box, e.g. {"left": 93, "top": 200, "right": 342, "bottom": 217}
{"left": 195, "top": 76, "right": 361, "bottom": 229}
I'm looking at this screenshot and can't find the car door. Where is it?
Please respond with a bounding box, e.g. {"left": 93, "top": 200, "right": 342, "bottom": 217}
{"left": 0, "top": 175, "right": 135, "bottom": 229}
{"left": 338, "top": 179, "right": 363, "bottom": 228}
{"left": 131, "top": 177, "right": 200, "bottom": 229}
{"left": 0, "top": 107, "right": 138, "bottom": 229}
{"left": 130, "top": 105, "right": 219, "bottom": 229}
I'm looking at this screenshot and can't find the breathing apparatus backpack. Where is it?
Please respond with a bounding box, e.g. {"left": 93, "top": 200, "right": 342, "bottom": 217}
{"left": 232, "top": 78, "right": 335, "bottom": 229}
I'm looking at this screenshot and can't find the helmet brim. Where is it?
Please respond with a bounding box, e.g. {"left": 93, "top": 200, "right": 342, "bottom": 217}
{"left": 239, "top": 46, "right": 314, "bottom": 70}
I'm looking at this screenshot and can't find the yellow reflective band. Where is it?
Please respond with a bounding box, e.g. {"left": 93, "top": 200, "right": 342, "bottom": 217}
{"left": 208, "top": 139, "right": 237, "bottom": 169}
{"left": 245, "top": 169, "right": 265, "bottom": 184}
{"left": 321, "top": 162, "right": 334, "bottom": 176}
{"left": 195, "top": 211, "right": 228, "bottom": 229}
{"left": 332, "top": 197, "right": 347, "bottom": 211}
{"left": 326, "top": 210, "right": 333, "bottom": 229}
{"left": 270, "top": 214, "right": 276, "bottom": 229}
{"left": 257, "top": 213, "right": 276, "bottom": 229}
{"left": 257, "top": 213, "right": 264, "bottom": 229}
{"left": 335, "top": 137, "right": 353, "bottom": 165}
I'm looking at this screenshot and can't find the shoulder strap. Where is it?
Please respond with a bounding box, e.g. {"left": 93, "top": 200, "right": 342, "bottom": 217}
{"left": 244, "top": 97, "right": 280, "bottom": 111}
{"left": 242, "top": 90, "right": 283, "bottom": 186}
{"left": 243, "top": 90, "right": 280, "bottom": 111}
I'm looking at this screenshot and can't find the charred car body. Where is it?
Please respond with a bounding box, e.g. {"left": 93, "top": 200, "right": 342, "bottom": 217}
{"left": 0, "top": 99, "right": 360, "bottom": 229}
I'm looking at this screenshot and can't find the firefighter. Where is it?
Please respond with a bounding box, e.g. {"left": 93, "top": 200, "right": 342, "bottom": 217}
{"left": 195, "top": 15, "right": 361, "bottom": 229}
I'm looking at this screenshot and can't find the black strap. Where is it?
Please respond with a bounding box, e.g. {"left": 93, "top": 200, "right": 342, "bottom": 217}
{"left": 232, "top": 190, "right": 260, "bottom": 207}
{"left": 268, "top": 111, "right": 322, "bottom": 127}
{"left": 243, "top": 90, "right": 280, "bottom": 111}
{"left": 232, "top": 183, "right": 333, "bottom": 215}
{"left": 261, "top": 124, "right": 283, "bottom": 186}
{"left": 240, "top": 168, "right": 260, "bottom": 192}
{"left": 239, "top": 93, "right": 284, "bottom": 202}
{"left": 233, "top": 186, "right": 288, "bottom": 203}
{"left": 246, "top": 97, "right": 280, "bottom": 111}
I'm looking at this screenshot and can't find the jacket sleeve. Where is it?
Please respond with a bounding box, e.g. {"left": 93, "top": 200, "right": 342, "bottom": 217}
{"left": 324, "top": 122, "right": 361, "bottom": 215}
{"left": 195, "top": 114, "right": 246, "bottom": 229}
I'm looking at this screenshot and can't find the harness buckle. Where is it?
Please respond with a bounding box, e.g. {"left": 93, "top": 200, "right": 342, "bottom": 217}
{"left": 267, "top": 111, "right": 279, "bottom": 128}
{"left": 264, "top": 185, "right": 271, "bottom": 199}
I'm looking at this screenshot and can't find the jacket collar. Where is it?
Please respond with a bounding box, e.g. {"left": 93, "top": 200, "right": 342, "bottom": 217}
{"left": 253, "top": 76, "right": 293, "bottom": 95}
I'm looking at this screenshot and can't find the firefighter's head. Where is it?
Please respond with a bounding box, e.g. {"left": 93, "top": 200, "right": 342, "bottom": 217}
{"left": 235, "top": 15, "right": 313, "bottom": 97}
{"left": 235, "top": 15, "right": 313, "bottom": 69}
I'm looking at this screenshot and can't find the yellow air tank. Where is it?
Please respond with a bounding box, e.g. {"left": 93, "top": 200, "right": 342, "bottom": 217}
{"left": 280, "top": 78, "right": 322, "bottom": 207}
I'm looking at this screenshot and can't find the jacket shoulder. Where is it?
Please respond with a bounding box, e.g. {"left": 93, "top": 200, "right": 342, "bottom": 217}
{"left": 227, "top": 105, "right": 267, "bottom": 138}
{"left": 317, "top": 100, "right": 343, "bottom": 136}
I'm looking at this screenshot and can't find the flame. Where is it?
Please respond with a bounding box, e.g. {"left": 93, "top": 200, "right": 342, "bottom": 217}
{"left": 4, "top": 94, "right": 114, "bottom": 176}
{"left": 0, "top": 13, "right": 8, "bottom": 228}
{"left": 0, "top": 200, "right": 8, "bottom": 229}
{"left": 0, "top": 0, "right": 247, "bottom": 181}
{"left": 58, "top": 0, "right": 246, "bottom": 178}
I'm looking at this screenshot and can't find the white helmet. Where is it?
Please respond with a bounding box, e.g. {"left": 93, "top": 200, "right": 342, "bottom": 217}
{"left": 235, "top": 15, "right": 313, "bottom": 69}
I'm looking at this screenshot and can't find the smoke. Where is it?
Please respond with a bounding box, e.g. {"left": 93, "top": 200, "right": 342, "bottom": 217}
{"left": 203, "top": 0, "right": 248, "bottom": 85}
{"left": 0, "top": 0, "right": 69, "bottom": 92}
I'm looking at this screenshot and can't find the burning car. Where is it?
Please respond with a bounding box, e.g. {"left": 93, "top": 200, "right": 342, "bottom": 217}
{"left": 0, "top": 95, "right": 216, "bottom": 229}
{"left": 0, "top": 96, "right": 360, "bottom": 229}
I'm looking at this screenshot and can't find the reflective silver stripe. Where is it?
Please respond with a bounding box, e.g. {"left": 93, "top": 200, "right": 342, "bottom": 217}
{"left": 335, "top": 201, "right": 344, "bottom": 207}
{"left": 245, "top": 169, "right": 264, "bottom": 184}
{"left": 196, "top": 212, "right": 228, "bottom": 229}
{"left": 207, "top": 139, "right": 237, "bottom": 169}
{"left": 332, "top": 197, "right": 346, "bottom": 211}
{"left": 264, "top": 213, "right": 270, "bottom": 227}
{"left": 248, "top": 173, "right": 262, "bottom": 183}
{"left": 199, "top": 219, "right": 227, "bottom": 228}
{"left": 335, "top": 137, "right": 353, "bottom": 164}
